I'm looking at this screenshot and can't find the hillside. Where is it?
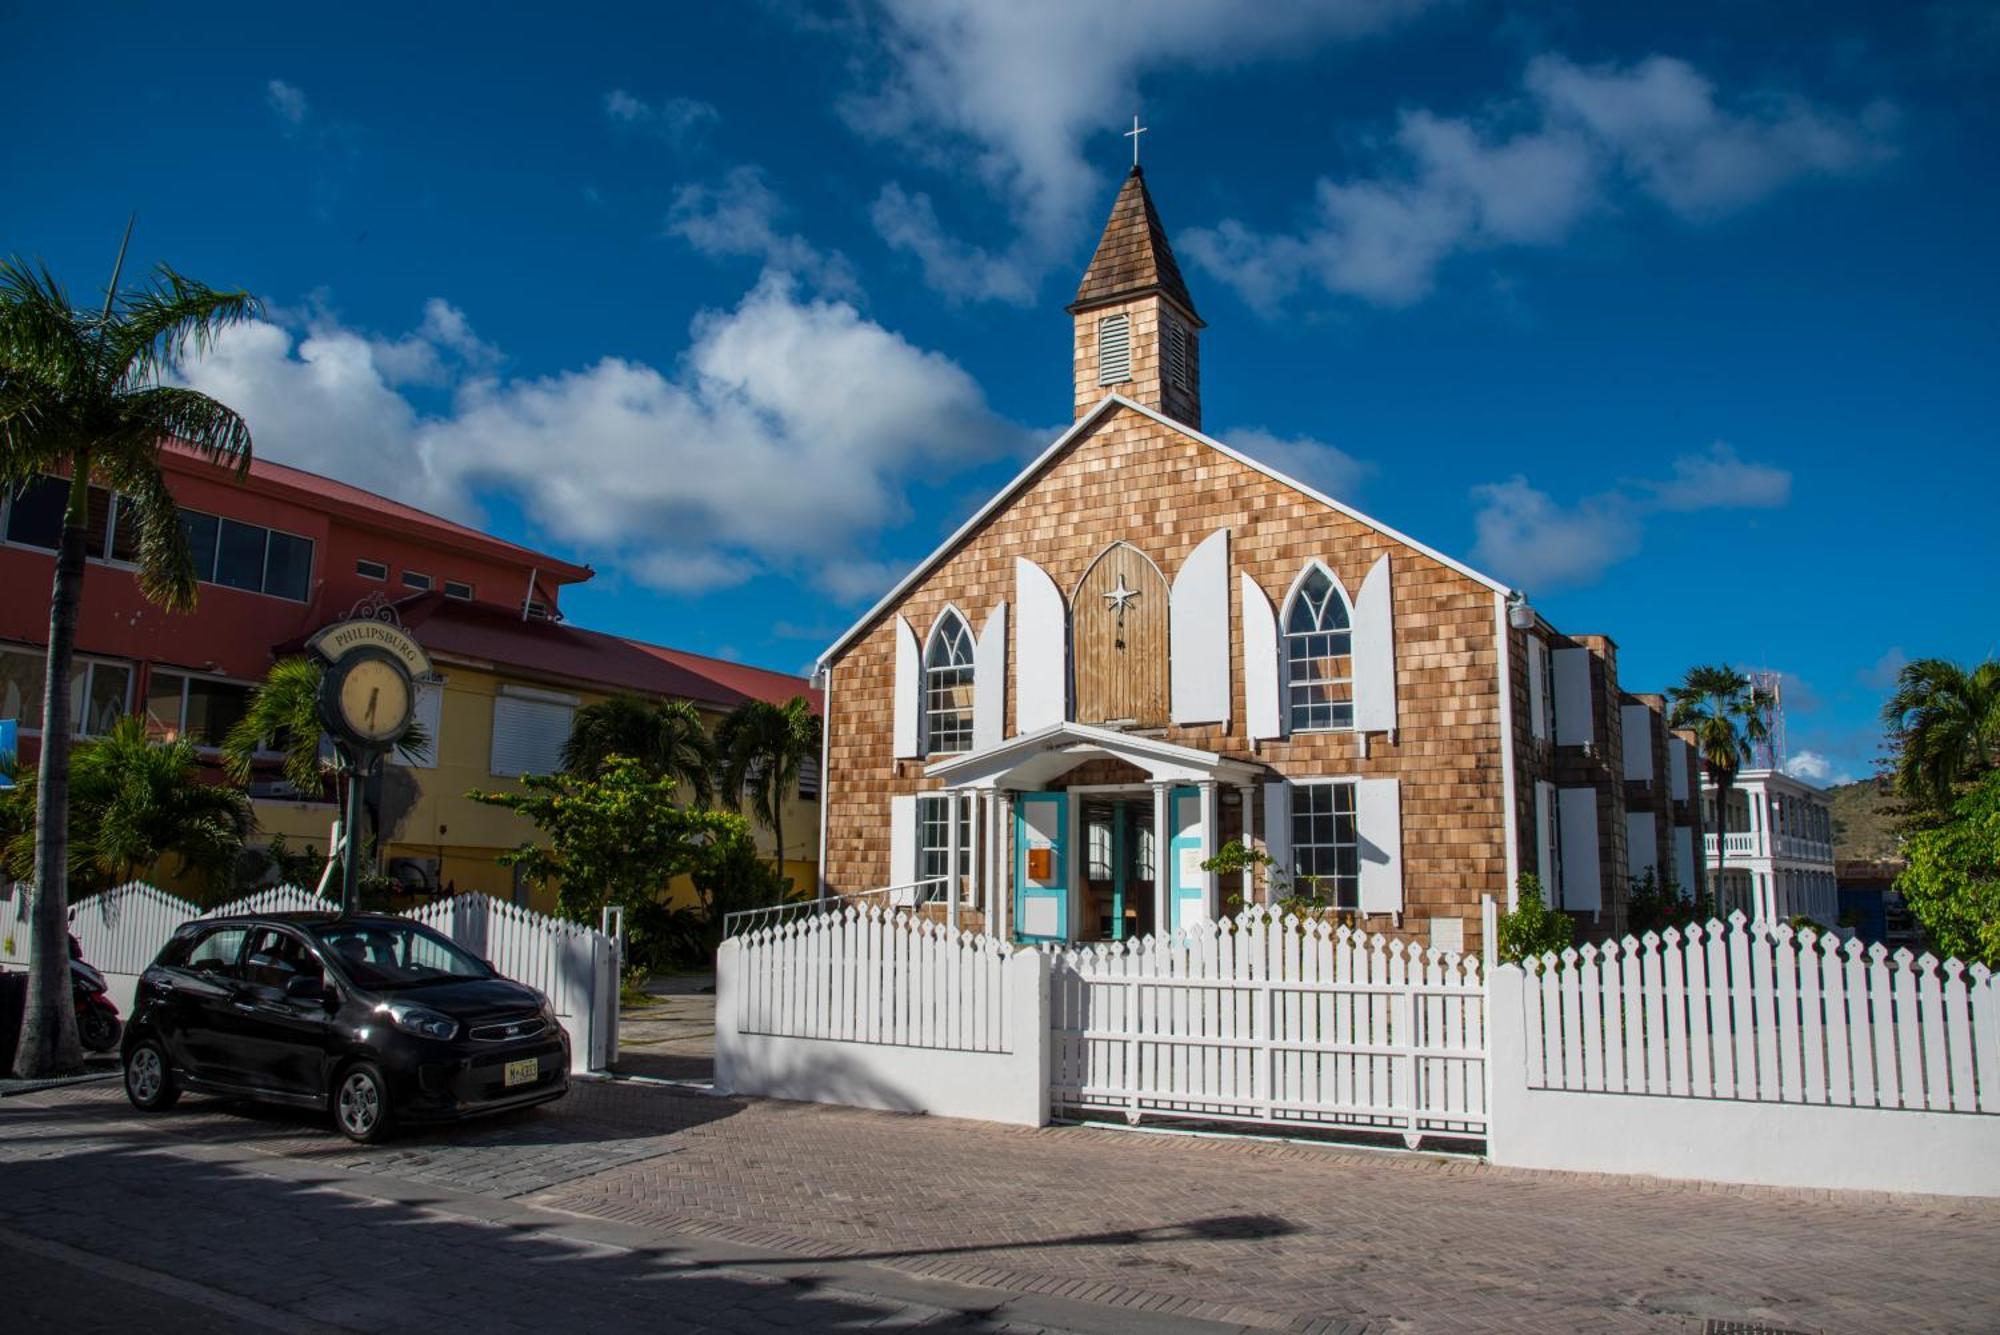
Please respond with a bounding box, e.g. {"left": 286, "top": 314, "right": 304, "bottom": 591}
{"left": 1827, "top": 777, "right": 1904, "bottom": 863}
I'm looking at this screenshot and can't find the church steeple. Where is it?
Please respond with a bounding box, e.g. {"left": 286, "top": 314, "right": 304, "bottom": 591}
{"left": 1068, "top": 165, "right": 1205, "bottom": 429}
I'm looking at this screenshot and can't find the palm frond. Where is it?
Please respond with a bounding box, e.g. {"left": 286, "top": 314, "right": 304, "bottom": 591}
{"left": 0, "top": 258, "right": 93, "bottom": 394}
{"left": 114, "top": 383, "right": 253, "bottom": 472}
{"left": 111, "top": 265, "right": 262, "bottom": 402}
{"left": 222, "top": 657, "right": 327, "bottom": 793}
{"left": 104, "top": 462, "right": 198, "bottom": 610}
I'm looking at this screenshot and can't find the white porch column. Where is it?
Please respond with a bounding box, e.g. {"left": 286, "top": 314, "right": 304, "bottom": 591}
{"left": 1151, "top": 780, "right": 1171, "bottom": 933}
{"left": 1236, "top": 783, "right": 1257, "bottom": 907}
{"left": 981, "top": 790, "right": 998, "bottom": 938}
{"left": 994, "top": 790, "right": 1013, "bottom": 940}
{"left": 946, "top": 789, "right": 962, "bottom": 932}
{"left": 1198, "top": 780, "right": 1220, "bottom": 919}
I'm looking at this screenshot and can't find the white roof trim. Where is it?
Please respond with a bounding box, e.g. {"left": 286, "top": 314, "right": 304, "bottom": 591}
{"left": 821, "top": 394, "right": 1514, "bottom": 665}
{"left": 924, "top": 720, "right": 1261, "bottom": 785}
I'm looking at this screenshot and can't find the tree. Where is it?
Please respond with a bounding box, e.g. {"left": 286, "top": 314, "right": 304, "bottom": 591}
{"left": 715, "top": 695, "right": 821, "bottom": 891}
{"left": 3, "top": 717, "right": 250, "bottom": 898}
{"left": 220, "top": 656, "right": 431, "bottom": 794}
{"left": 1895, "top": 772, "right": 2000, "bottom": 968}
{"left": 561, "top": 692, "right": 715, "bottom": 805}
{"left": 1, "top": 247, "right": 258, "bottom": 1077}
{"left": 1881, "top": 657, "right": 2000, "bottom": 821}
{"left": 468, "top": 757, "right": 740, "bottom": 924}
{"left": 1668, "top": 665, "right": 1772, "bottom": 910}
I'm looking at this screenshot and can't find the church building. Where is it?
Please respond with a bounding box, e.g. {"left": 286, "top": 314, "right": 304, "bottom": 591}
{"left": 815, "top": 165, "right": 1703, "bottom": 955}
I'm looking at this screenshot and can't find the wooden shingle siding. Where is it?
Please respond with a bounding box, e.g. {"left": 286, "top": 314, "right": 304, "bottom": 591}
{"left": 824, "top": 404, "right": 1508, "bottom": 951}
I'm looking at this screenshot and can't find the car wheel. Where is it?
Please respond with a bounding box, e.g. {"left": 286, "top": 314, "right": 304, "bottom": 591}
{"left": 333, "top": 1061, "right": 394, "bottom": 1144}
{"left": 124, "top": 1040, "right": 180, "bottom": 1111}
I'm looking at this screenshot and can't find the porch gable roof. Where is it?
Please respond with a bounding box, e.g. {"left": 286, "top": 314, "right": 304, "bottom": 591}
{"left": 923, "top": 720, "right": 1261, "bottom": 789}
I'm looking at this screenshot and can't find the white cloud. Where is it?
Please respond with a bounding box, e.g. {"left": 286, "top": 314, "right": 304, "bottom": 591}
{"left": 1186, "top": 53, "right": 1895, "bottom": 310}
{"left": 814, "top": 557, "right": 909, "bottom": 604}
{"left": 833, "top": 0, "right": 1430, "bottom": 301}
{"left": 666, "top": 167, "right": 858, "bottom": 296}
{"left": 1783, "top": 750, "right": 1852, "bottom": 786}
{"left": 266, "top": 79, "right": 308, "bottom": 129}
{"left": 1225, "top": 427, "right": 1373, "bottom": 499}
{"left": 603, "top": 89, "right": 719, "bottom": 146}
{"left": 175, "top": 276, "right": 1031, "bottom": 598}
{"left": 1470, "top": 442, "right": 1792, "bottom": 589}
{"left": 367, "top": 299, "right": 503, "bottom": 386}
{"left": 1861, "top": 647, "right": 1908, "bottom": 691}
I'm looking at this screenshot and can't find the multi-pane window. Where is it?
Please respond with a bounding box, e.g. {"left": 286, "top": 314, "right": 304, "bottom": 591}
{"left": 923, "top": 612, "right": 975, "bottom": 756}
{"left": 0, "top": 644, "right": 130, "bottom": 736}
{"left": 916, "top": 793, "right": 971, "bottom": 903}
{"left": 1284, "top": 565, "right": 1353, "bottom": 732}
{"left": 144, "top": 672, "right": 254, "bottom": 747}
{"left": 1291, "top": 781, "right": 1359, "bottom": 909}
{"left": 177, "top": 509, "right": 313, "bottom": 601}
{"left": 5, "top": 475, "right": 141, "bottom": 563}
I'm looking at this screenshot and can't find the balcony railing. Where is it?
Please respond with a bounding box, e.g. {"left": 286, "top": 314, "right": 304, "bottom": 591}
{"left": 1701, "top": 832, "right": 1834, "bottom": 862}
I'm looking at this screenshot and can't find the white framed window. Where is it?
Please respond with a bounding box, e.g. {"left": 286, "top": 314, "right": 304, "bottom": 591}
{"left": 175, "top": 509, "right": 314, "bottom": 602}
{"left": 916, "top": 793, "right": 971, "bottom": 903}
{"left": 443, "top": 579, "right": 473, "bottom": 601}
{"left": 355, "top": 558, "right": 387, "bottom": 581}
{"left": 922, "top": 610, "right": 975, "bottom": 756}
{"left": 0, "top": 643, "right": 130, "bottom": 737}
{"left": 1097, "top": 313, "right": 1132, "bottom": 385}
{"left": 1283, "top": 564, "right": 1353, "bottom": 733}
{"left": 402, "top": 570, "right": 432, "bottom": 592}
{"left": 143, "top": 670, "right": 254, "bottom": 747}
{"left": 3, "top": 475, "right": 141, "bottom": 565}
{"left": 406, "top": 680, "right": 442, "bottom": 770}
{"left": 1291, "top": 780, "right": 1359, "bottom": 909}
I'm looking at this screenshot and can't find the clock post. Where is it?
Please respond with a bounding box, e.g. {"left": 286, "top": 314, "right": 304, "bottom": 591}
{"left": 306, "top": 617, "right": 434, "bottom": 916}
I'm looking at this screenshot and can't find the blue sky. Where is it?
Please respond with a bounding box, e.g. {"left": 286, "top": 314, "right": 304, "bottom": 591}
{"left": 6, "top": 1, "right": 1996, "bottom": 785}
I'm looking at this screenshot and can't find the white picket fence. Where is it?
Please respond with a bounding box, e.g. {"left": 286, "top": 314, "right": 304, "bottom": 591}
{"left": 1049, "top": 907, "right": 1487, "bottom": 1143}
{"left": 1515, "top": 914, "right": 1998, "bottom": 1113}
{"left": 2, "top": 881, "right": 619, "bottom": 1073}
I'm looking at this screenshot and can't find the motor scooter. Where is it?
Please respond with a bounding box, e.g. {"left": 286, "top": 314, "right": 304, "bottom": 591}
{"left": 69, "top": 934, "right": 121, "bottom": 1054}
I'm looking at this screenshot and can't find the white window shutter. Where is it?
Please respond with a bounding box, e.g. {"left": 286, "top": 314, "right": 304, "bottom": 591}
{"left": 1626, "top": 810, "right": 1657, "bottom": 881}
{"left": 1356, "top": 777, "right": 1403, "bottom": 916}
{"left": 490, "top": 694, "right": 574, "bottom": 778}
{"left": 1669, "top": 737, "right": 1691, "bottom": 802}
{"left": 1353, "top": 554, "right": 1397, "bottom": 735}
{"left": 1170, "top": 528, "right": 1230, "bottom": 725}
{"left": 889, "top": 794, "right": 918, "bottom": 896}
{"left": 892, "top": 616, "right": 921, "bottom": 759}
{"left": 1241, "top": 572, "right": 1281, "bottom": 742}
{"left": 1263, "top": 781, "right": 1293, "bottom": 889}
{"left": 1015, "top": 557, "right": 1067, "bottom": 732}
{"left": 1553, "top": 647, "right": 1593, "bottom": 746}
{"left": 972, "top": 602, "right": 1007, "bottom": 753}
{"left": 1097, "top": 314, "right": 1131, "bottom": 385}
{"left": 405, "top": 680, "right": 442, "bottom": 770}
{"left": 1534, "top": 780, "right": 1556, "bottom": 905}
{"left": 1557, "top": 787, "right": 1602, "bottom": 913}
{"left": 1621, "top": 704, "right": 1654, "bottom": 783}
{"left": 1527, "top": 638, "right": 1549, "bottom": 742}
{"left": 1673, "top": 824, "right": 1695, "bottom": 894}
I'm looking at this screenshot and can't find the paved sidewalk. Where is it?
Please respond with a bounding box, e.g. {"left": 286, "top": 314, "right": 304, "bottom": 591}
{"left": 7, "top": 1077, "right": 1997, "bottom": 1332}
{"left": 612, "top": 973, "right": 718, "bottom": 1082}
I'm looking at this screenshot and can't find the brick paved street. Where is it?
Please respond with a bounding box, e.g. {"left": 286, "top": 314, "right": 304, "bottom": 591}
{"left": 4, "top": 1075, "right": 1997, "bottom": 1333}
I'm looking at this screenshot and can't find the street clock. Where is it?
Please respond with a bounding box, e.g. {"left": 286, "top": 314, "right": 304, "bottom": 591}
{"left": 317, "top": 647, "right": 415, "bottom": 750}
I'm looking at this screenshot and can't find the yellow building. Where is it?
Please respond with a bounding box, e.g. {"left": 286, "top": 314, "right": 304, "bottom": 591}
{"left": 253, "top": 594, "right": 820, "bottom": 916}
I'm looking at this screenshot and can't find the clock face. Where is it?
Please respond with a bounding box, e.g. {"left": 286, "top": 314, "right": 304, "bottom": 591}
{"left": 335, "top": 656, "right": 412, "bottom": 744}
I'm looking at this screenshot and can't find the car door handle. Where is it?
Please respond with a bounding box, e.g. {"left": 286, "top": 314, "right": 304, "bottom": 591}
{"left": 231, "top": 1000, "right": 257, "bottom": 1012}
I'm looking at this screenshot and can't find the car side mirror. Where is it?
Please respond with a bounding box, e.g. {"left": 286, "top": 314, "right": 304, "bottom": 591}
{"left": 285, "top": 975, "right": 331, "bottom": 1005}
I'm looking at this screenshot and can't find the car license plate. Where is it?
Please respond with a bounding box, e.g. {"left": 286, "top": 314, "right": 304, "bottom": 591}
{"left": 503, "top": 1057, "right": 538, "bottom": 1088}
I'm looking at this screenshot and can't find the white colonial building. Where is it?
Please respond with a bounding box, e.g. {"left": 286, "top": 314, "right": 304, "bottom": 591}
{"left": 1701, "top": 768, "right": 1837, "bottom": 926}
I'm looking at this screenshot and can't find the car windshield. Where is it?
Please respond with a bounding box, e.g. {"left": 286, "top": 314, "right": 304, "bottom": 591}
{"left": 310, "top": 922, "right": 492, "bottom": 990}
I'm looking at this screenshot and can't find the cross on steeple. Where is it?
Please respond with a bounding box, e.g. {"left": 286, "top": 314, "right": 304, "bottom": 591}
{"left": 1124, "top": 114, "right": 1147, "bottom": 168}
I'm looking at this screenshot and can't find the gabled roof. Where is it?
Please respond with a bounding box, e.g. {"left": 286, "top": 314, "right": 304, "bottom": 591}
{"left": 820, "top": 394, "right": 1515, "bottom": 666}
{"left": 1068, "top": 166, "right": 1202, "bottom": 326}
{"left": 924, "top": 721, "right": 1261, "bottom": 788}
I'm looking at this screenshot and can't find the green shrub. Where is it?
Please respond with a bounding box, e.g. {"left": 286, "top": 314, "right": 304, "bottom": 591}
{"left": 1497, "top": 874, "right": 1575, "bottom": 963}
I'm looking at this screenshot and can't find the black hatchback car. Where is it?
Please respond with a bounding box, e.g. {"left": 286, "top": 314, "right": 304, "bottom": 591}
{"left": 122, "top": 911, "right": 568, "bottom": 1142}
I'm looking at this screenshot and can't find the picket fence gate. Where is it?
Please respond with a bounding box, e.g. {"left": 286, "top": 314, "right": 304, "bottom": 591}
{"left": 1048, "top": 906, "right": 1488, "bottom": 1144}
{"left": 2, "top": 881, "right": 620, "bottom": 1073}
{"left": 1517, "top": 912, "right": 2000, "bottom": 1114}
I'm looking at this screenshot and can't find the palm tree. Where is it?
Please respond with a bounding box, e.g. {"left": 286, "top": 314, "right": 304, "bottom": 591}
{"left": 1881, "top": 657, "right": 2000, "bottom": 819}
{"left": 1668, "top": 665, "right": 1773, "bottom": 908}
{"left": 715, "top": 696, "right": 821, "bottom": 889}
{"left": 1, "top": 244, "right": 258, "bottom": 1077}
{"left": 4, "top": 717, "right": 251, "bottom": 898}
{"left": 561, "top": 693, "right": 716, "bottom": 806}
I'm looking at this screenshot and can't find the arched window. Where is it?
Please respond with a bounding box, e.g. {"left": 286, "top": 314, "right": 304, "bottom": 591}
{"left": 923, "top": 610, "right": 975, "bottom": 755}
{"left": 1284, "top": 565, "right": 1353, "bottom": 733}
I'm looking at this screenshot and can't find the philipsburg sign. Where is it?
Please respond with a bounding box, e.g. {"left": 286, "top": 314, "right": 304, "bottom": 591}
{"left": 306, "top": 617, "right": 434, "bottom": 680}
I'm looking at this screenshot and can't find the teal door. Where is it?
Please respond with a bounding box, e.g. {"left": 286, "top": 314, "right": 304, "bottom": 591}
{"left": 1168, "top": 784, "right": 1206, "bottom": 933}
{"left": 1014, "top": 792, "right": 1069, "bottom": 943}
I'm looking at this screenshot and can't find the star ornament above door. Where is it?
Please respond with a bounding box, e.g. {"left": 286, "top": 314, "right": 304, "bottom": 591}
{"left": 1104, "top": 575, "right": 1141, "bottom": 649}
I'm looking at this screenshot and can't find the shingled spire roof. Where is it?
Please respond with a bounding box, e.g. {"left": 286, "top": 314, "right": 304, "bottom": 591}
{"left": 1067, "top": 165, "right": 1202, "bottom": 326}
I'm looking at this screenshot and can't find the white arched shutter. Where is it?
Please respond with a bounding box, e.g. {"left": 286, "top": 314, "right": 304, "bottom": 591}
{"left": 1353, "top": 554, "right": 1396, "bottom": 736}
{"left": 972, "top": 602, "right": 1007, "bottom": 753}
{"left": 892, "top": 616, "right": 921, "bottom": 759}
{"left": 1242, "top": 572, "right": 1281, "bottom": 742}
{"left": 1170, "top": 528, "right": 1230, "bottom": 725}
{"left": 1262, "top": 781, "right": 1293, "bottom": 891}
{"left": 889, "top": 794, "right": 918, "bottom": 902}
{"left": 1015, "top": 557, "right": 1067, "bottom": 732}
{"left": 1357, "top": 777, "right": 1403, "bottom": 916}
